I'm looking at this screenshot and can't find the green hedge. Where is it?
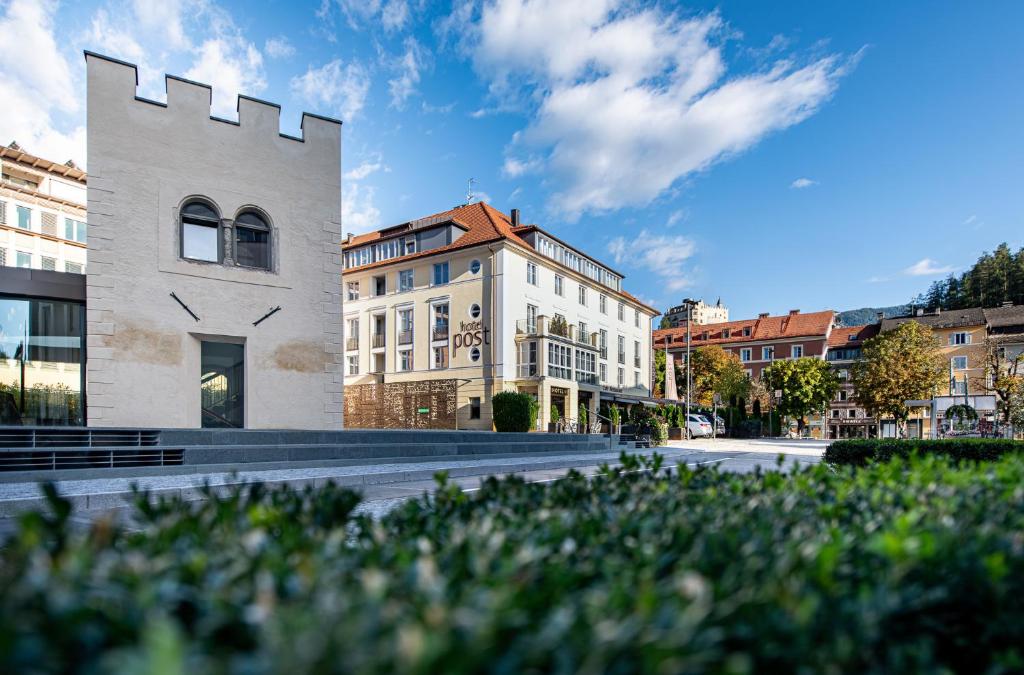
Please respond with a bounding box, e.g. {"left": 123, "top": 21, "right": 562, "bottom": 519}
{"left": 491, "top": 391, "right": 538, "bottom": 432}
{"left": 4, "top": 455, "right": 1024, "bottom": 672}
{"left": 825, "top": 437, "right": 1024, "bottom": 465}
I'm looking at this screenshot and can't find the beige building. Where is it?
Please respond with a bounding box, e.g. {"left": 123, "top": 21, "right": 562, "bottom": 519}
{"left": 0, "top": 143, "right": 87, "bottom": 274}
{"left": 663, "top": 298, "right": 728, "bottom": 328}
{"left": 881, "top": 307, "right": 990, "bottom": 437}
{"left": 83, "top": 51, "right": 343, "bottom": 429}
{"left": 341, "top": 202, "right": 658, "bottom": 430}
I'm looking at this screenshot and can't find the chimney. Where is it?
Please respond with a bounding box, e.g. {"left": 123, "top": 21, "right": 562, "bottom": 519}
{"left": 345, "top": 232, "right": 353, "bottom": 244}
{"left": 511, "top": 208, "right": 520, "bottom": 227}
{"left": 758, "top": 312, "right": 769, "bottom": 319}
{"left": 789, "top": 309, "right": 800, "bottom": 316}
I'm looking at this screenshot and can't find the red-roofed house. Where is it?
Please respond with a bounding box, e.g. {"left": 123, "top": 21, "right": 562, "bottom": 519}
{"left": 341, "top": 202, "right": 660, "bottom": 430}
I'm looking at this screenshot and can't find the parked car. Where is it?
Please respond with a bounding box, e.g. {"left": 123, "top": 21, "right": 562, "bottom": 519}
{"left": 685, "top": 414, "right": 713, "bottom": 438}
{"left": 700, "top": 414, "right": 726, "bottom": 436}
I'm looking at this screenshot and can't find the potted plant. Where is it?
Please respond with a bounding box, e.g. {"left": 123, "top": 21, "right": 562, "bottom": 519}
{"left": 609, "top": 406, "right": 621, "bottom": 435}
{"left": 579, "top": 405, "right": 588, "bottom": 434}
{"left": 667, "top": 406, "right": 685, "bottom": 441}
{"left": 549, "top": 404, "right": 561, "bottom": 433}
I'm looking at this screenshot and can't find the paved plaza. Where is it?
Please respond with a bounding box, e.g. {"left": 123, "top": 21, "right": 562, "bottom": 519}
{"left": 0, "top": 438, "right": 826, "bottom": 533}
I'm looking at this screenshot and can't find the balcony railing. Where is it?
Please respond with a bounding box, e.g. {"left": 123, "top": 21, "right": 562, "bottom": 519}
{"left": 372, "top": 334, "right": 385, "bottom": 349}
{"left": 515, "top": 317, "right": 598, "bottom": 350}
{"left": 398, "top": 330, "right": 413, "bottom": 345}
{"left": 345, "top": 338, "right": 359, "bottom": 351}
{"left": 432, "top": 326, "right": 449, "bottom": 341}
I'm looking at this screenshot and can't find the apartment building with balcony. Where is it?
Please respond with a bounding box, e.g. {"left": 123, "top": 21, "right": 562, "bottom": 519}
{"left": 341, "top": 202, "right": 658, "bottom": 430}
{"left": 825, "top": 323, "right": 880, "bottom": 439}
{"left": 0, "top": 143, "right": 87, "bottom": 274}
{"left": 662, "top": 297, "right": 728, "bottom": 328}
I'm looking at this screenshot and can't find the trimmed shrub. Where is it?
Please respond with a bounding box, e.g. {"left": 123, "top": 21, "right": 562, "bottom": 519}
{"left": 826, "top": 437, "right": 1024, "bottom": 465}
{"left": 4, "top": 455, "right": 1024, "bottom": 672}
{"left": 491, "top": 391, "right": 536, "bottom": 432}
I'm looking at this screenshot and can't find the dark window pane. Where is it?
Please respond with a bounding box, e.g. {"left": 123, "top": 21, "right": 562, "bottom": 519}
{"left": 235, "top": 226, "right": 270, "bottom": 269}
{"left": 235, "top": 211, "right": 268, "bottom": 229}
{"left": 201, "top": 341, "right": 244, "bottom": 428}
{"left": 182, "top": 201, "right": 218, "bottom": 220}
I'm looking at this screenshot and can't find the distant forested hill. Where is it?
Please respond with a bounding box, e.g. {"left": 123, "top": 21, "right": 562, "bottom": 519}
{"left": 912, "top": 243, "right": 1024, "bottom": 310}
{"left": 836, "top": 305, "right": 909, "bottom": 326}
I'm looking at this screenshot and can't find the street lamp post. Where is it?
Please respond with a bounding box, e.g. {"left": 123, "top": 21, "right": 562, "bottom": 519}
{"left": 684, "top": 299, "right": 693, "bottom": 426}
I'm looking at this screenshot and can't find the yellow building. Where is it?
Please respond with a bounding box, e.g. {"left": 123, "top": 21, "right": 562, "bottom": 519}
{"left": 341, "top": 202, "right": 659, "bottom": 430}
{"left": 880, "top": 307, "right": 990, "bottom": 437}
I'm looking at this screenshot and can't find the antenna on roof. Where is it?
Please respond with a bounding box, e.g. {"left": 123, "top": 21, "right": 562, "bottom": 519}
{"left": 466, "top": 177, "right": 476, "bottom": 204}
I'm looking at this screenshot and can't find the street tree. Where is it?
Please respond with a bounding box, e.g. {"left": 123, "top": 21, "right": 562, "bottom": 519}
{"left": 985, "top": 338, "right": 1024, "bottom": 427}
{"left": 762, "top": 357, "right": 839, "bottom": 433}
{"left": 850, "top": 321, "right": 946, "bottom": 436}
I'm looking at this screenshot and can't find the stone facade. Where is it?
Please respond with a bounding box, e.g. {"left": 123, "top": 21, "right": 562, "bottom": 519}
{"left": 84, "top": 52, "right": 343, "bottom": 429}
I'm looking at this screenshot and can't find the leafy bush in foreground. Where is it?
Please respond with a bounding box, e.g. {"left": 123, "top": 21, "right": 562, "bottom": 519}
{"left": 826, "top": 437, "right": 1024, "bottom": 465}
{"left": 3, "top": 455, "right": 1024, "bottom": 673}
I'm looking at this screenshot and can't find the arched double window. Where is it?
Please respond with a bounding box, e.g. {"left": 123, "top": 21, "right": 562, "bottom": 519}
{"left": 179, "top": 199, "right": 272, "bottom": 271}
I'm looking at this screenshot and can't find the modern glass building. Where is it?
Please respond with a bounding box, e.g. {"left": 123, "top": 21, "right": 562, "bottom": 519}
{"left": 0, "top": 267, "right": 86, "bottom": 426}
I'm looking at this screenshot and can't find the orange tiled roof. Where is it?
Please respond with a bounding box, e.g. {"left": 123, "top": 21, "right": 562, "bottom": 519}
{"left": 827, "top": 323, "right": 880, "bottom": 347}
{"left": 654, "top": 310, "right": 835, "bottom": 349}
{"left": 343, "top": 201, "right": 659, "bottom": 314}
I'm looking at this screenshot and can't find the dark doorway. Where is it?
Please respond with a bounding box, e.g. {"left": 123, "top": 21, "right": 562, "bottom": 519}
{"left": 201, "top": 341, "right": 244, "bottom": 428}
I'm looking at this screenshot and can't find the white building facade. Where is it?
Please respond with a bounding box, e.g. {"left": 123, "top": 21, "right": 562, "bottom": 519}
{"left": 341, "top": 203, "right": 657, "bottom": 430}
{"left": 0, "top": 144, "right": 87, "bottom": 274}
{"left": 84, "top": 51, "right": 343, "bottom": 429}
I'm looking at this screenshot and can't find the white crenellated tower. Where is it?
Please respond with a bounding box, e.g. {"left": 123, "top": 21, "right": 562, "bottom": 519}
{"left": 84, "top": 51, "right": 344, "bottom": 429}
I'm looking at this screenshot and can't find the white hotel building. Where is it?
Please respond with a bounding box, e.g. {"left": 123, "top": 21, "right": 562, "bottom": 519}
{"left": 341, "top": 202, "right": 658, "bottom": 430}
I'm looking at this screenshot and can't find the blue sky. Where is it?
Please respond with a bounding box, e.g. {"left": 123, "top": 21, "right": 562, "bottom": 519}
{"left": 2, "top": 1, "right": 1021, "bottom": 318}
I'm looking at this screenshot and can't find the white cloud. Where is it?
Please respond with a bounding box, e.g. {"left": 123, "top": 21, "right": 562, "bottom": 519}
{"left": 291, "top": 59, "right": 370, "bottom": 121}
{"left": 502, "top": 156, "right": 542, "bottom": 177}
{"left": 607, "top": 228, "right": 696, "bottom": 292}
{"left": 791, "top": 177, "right": 816, "bottom": 189}
{"left": 904, "top": 258, "right": 956, "bottom": 277}
{"left": 422, "top": 100, "right": 456, "bottom": 114}
{"left": 131, "top": 0, "right": 191, "bottom": 50}
{"left": 334, "top": 0, "right": 411, "bottom": 32}
{"left": 388, "top": 38, "right": 425, "bottom": 108}
{"left": 0, "top": 0, "right": 85, "bottom": 164}
{"left": 462, "top": 1, "right": 857, "bottom": 218}
{"left": 185, "top": 37, "right": 267, "bottom": 117}
{"left": 666, "top": 209, "right": 687, "bottom": 227}
{"left": 866, "top": 275, "right": 890, "bottom": 283}
{"left": 344, "top": 156, "right": 388, "bottom": 180}
{"left": 342, "top": 183, "right": 382, "bottom": 235}
{"left": 264, "top": 36, "right": 295, "bottom": 59}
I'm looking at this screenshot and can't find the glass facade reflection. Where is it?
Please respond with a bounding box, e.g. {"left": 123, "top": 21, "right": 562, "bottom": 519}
{"left": 0, "top": 297, "right": 85, "bottom": 425}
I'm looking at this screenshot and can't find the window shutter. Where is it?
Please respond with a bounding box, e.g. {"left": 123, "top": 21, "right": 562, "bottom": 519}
{"left": 41, "top": 211, "right": 58, "bottom": 235}
{"left": 41, "top": 256, "right": 56, "bottom": 271}
{"left": 0, "top": 248, "right": 6, "bottom": 266}
{"left": 0, "top": 201, "right": 6, "bottom": 224}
